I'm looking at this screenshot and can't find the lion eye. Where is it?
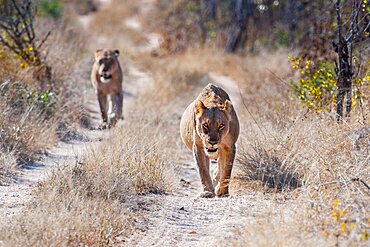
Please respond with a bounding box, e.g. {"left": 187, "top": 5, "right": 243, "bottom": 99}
{"left": 219, "top": 123, "right": 225, "bottom": 130}
{"left": 202, "top": 123, "right": 208, "bottom": 129}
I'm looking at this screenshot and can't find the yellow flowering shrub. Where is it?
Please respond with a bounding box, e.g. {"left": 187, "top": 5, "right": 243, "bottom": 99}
{"left": 327, "top": 199, "right": 369, "bottom": 241}
{"left": 289, "top": 56, "right": 337, "bottom": 112}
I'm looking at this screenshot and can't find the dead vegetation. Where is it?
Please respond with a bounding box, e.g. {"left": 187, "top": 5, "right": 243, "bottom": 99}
{"left": 0, "top": 122, "right": 171, "bottom": 245}
{"left": 137, "top": 27, "right": 369, "bottom": 243}
{"left": 0, "top": 0, "right": 369, "bottom": 246}
{"left": 0, "top": 2, "right": 90, "bottom": 183}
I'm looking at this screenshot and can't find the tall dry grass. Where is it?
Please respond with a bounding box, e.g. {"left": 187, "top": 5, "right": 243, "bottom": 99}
{"left": 1, "top": 0, "right": 368, "bottom": 244}
{"left": 228, "top": 51, "right": 370, "bottom": 245}
{"left": 0, "top": 47, "right": 207, "bottom": 244}
{"left": 0, "top": 123, "right": 170, "bottom": 245}
{"left": 0, "top": 5, "right": 90, "bottom": 183}
{"left": 143, "top": 45, "right": 368, "bottom": 245}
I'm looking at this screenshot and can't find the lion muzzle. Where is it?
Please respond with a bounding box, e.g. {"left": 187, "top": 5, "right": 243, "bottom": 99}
{"left": 204, "top": 144, "right": 219, "bottom": 159}
{"left": 100, "top": 73, "right": 112, "bottom": 84}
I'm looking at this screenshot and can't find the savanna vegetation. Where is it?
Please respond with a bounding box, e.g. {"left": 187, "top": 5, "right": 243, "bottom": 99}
{"left": 0, "top": 0, "right": 369, "bottom": 246}
{"left": 0, "top": 0, "right": 94, "bottom": 183}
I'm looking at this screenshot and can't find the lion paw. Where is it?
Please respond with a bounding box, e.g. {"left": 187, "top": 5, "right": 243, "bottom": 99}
{"left": 216, "top": 192, "right": 230, "bottom": 198}
{"left": 199, "top": 191, "right": 215, "bottom": 198}
{"left": 215, "top": 184, "right": 229, "bottom": 197}
{"left": 98, "top": 122, "right": 110, "bottom": 130}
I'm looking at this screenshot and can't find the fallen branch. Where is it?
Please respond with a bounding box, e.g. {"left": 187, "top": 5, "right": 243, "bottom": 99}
{"left": 318, "top": 177, "right": 370, "bottom": 190}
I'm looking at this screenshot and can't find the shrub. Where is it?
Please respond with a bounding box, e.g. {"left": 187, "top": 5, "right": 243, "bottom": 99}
{"left": 39, "top": 0, "right": 63, "bottom": 18}
{"left": 289, "top": 56, "right": 337, "bottom": 112}
{"left": 237, "top": 143, "right": 302, "bottom": 191}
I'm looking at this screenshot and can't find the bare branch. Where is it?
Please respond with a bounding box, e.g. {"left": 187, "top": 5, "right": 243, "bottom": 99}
{"left": 0, "top": 0, "right": 42, "bottom": 65}
{"left": 318, "top": 177, "right": 370, "bottom": 191}
{"left": 36, "top": 30, "right": 51, "bottom": 50}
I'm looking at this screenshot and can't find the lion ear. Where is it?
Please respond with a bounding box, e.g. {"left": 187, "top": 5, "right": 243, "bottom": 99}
{"left": 222, "top": 100, "right": 233, "bottom": 114}
{"left": 194, "top": 100, "right": 206, "bottom": 117}
{"left": 95, "top": 49, "right": 103, "bottom": 60}
{"left": 114, "top": 49, "right": 120, "bottom": 57}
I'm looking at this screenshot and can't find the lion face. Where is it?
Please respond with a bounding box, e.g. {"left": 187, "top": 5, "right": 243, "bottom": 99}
{"left": 194, "top": 100, "right": 233, "bottom": 158}
{"left": 94, "top": 49, "right": 120, "bottom": 84}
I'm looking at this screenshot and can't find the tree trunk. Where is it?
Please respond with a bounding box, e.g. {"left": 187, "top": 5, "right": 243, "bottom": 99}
{"left": 199, "top": 0, "right": 217, "bottom": 44}
{"left": 201, "top": 0, "right": 216, "bottom": 21}
{"left": 225, "top": 0, "right": 253, "bottom": 53}
{"left": 288, "top": 0, "right": 298, "bottom": 49}
{"left": 335, "top": 1, "right": 353, "bottom": 121}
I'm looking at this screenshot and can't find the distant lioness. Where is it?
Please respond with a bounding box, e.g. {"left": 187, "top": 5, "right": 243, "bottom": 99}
{"left": 91, "top": 49, "right": 123, "bottom": 128}
{"left": 180, "top": 84, "right": 239, "bottom": 198}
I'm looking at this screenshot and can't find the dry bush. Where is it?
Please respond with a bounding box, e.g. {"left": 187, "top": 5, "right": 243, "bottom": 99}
{"left": 232, "top": 203, "right": 331, "bottom": 247}
{"left": 237, "top": 143, "right": 303, "bottom": 191}
{"left": 0, "top": 191, "right": 134, "bottom": 246}
{"left": 0, "top": 115, "right": 172, "bottom": 245}
{"left": 0, "top": 77, "right": 58, "bottom": 182}
{"left": 77, "top": 124, "right": 171, "bottom": 196}
{"left": 0, "top": 8, "right": 89, "bottom": 181}
{"left": 234, "top": 58, "right": 369, "bottom": 244}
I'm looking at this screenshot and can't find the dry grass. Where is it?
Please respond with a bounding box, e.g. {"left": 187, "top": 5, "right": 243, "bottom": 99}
{"left": 1, "top": 0, "right": 368, "bottom": 245}
{"left": 0, "top": 191, "right": 134, "bottom": 246}
{"left": 230, "top": 52, "right": 370, "bottom": 245}
{"left": 146, "top": 45, "right": 369, "bottom": 245}
{"left": 0, "top": 72, "right": 58, "bottom": 184}
{"left": 234, "top": 114, "right": 369, "bottom": 244}
{"left": 237, "top": 143, "right": 303, "bottom": 191}
{"left": 0, "top": 100, "right": 175, "bottom": 245}
{"left": 0, "top": 6, "right": 90, "bottom": 183}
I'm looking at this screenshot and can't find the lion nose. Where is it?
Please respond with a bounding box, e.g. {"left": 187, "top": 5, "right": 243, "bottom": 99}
{"left": 208, "top": 140, "right": 217, "bottom": 146}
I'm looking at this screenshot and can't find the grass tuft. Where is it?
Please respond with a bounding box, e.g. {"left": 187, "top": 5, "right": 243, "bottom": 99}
{"left": 237, "top": 143, "right": 302, "bottom": 191}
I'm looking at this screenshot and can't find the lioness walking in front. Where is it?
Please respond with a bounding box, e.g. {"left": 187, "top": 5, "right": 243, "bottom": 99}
{"left": 180, "top": 84, "right": 239, "bottom": 198}
{"left": 91, "top": 49, "right": 123, "bottom": 128}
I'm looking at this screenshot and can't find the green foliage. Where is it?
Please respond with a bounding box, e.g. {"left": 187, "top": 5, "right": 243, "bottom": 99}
{"left": 0, "top": 81, "right": 56, "bottom": 118}
{"left": 26, "top": 89, "right": 55, "bottom": 117}
{"left": 289, "top": 56, "right": 337, "bottom": 112}
{"left": 274, "top": 28, "right": 289, "bottom": 47}
{"left": 39, "top": 0, "right": 62, "bottom": 18}
{"left": 185, "top": 1, "right": 199, "bottom": 12}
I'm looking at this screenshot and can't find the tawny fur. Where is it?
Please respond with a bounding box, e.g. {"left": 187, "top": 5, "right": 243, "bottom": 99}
{"left": 180, "top": 83, "right": 239, "bottom": 198}
{"left": 91, "top": 49, "right": 123, "bottom": 128}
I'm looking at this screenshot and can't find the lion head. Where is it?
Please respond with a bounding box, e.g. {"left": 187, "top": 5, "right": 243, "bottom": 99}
{"left": 94, "top": 49, "right": 120, "bottom": 84}
{"left": 194, "top": 99, "right": 233, "bottom": 158}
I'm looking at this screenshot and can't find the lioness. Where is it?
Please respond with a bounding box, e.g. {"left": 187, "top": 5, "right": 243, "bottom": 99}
{"left": 180, "top": 83, "right": 239, "bottom": 198}
{"left": 91, "top": 49, "right": 123, "bottom": 128}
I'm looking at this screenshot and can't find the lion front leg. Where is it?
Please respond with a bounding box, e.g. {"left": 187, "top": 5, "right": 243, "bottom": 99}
{"left": 110, "top": 92, "right": 123, "bottom": 126}
{"left": 97, "top": 92, "right": 109, "bottom": 128}
{"left": 215, "top": 145, "right": 236, "bottom": 197}
{"left": 213, "top": 161, "right": 221, "bottom": 187}
{"left": 193, "top": 145, "right": 215, "bottom": 198}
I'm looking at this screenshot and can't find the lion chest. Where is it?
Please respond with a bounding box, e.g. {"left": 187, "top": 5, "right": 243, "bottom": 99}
{"left": 95, "top": 75, "right": 122, "bottom": 95}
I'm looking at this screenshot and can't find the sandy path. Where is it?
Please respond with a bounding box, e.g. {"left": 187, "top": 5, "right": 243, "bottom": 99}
{"left": 126, "top": 192, "right": 272, "bottom": 247}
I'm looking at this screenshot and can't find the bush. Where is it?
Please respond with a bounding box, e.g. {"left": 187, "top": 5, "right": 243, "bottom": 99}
{"left": 237, "top": 143, "right": 302, "bottom": 191}
{"left": 38, "top": 0, "right": 62, "bottom": 18}
{"left": 289, "top": 56, "right": 337, "bottom": 112}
